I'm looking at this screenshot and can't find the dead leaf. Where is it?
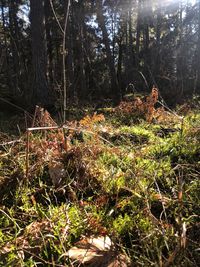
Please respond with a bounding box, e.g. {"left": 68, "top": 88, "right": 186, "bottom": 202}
{"left": 67, "top": 236, "right": 130, "bottom": 266}
{"left": 48, "top": 160, "right": 66, "bottom": 187}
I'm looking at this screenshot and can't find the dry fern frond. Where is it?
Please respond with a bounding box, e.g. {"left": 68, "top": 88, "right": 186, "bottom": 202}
{"left": 115, "top": 86, "right": 159, "bottom": 122}
{"left": 80, "top": 113, "right": 105, "bottom": 128}
{"left": 32, "top": 106, "right": 57, "bottom": 127}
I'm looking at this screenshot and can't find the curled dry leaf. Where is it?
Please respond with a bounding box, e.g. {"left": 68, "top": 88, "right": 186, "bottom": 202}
{"left": 48, "top": 160, "right": 66, "bottom": 187}
{"left": 67, "top": 235, "right": 130, "bottom": 266}
{"left": 68, "top": 235, "right": 112, "bottom": 263}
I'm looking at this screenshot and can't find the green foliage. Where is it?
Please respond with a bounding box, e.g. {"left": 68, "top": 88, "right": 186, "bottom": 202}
{"left": 120, "top": 125, "right": 155, "bottom": 143}
{"left": 113, "top": 214, "right": 134, "bottom": 236}
{"left": 67, "top": 206, "right": 86, "bottom": 240}
{"left": 0, "top": 107, "right": 199, "bottom": 266}
{"left": 148, "top": 130, "right": 199, "bottom": 164}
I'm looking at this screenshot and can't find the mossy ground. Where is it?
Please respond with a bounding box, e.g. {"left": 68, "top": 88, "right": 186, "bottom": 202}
{"left": 0, "top": 103, "right": 199, "bottom": 266}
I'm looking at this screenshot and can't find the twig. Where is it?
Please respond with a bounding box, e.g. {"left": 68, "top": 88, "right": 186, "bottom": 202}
{"left": 49, "top": 0, "right": 64, "bottom": 34}
{"left": 138, "top": 71, "right": 149, "bottom": 90}
{"left": 0, "top": 139, "right": 22, "bottom": 146}
{"left": 0, "top": 209, "right": 21, "bottom": 232}
{"left": 27, "top": 125, "right": 115, "bottom": 146}
{"left": 154, "top": 174, "right": 168, "bottom": 223}
{"left": 63, "top": 0, "right": 71, "bottom": 122}
{"left": 26, "top": 130, "right": 30, "bottom": 179}
{"left": 163, "top": 243, "right": 181, "bottom": 267}
{"left": 157, "top": 100, "right": 183, "bottom": 119}
{"left": 27, "top": 126, "right": 59, "bottom": 131}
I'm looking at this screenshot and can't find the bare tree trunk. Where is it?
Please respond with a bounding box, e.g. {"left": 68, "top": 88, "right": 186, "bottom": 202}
{"left": 143, "top": 0, "right": 150, "bottom": 68}
{"left": 66, "top": 8, "right": 75, "bottom": 103}
{"left": 62, "top": 0, "right": 71, "bottom": 121}
{"left": 44, "top": 0, "right": 53, "bottom": 85}
{"left": 1, "top": 0, "right": 12, "bottom": 93}
{"left": 128, "top": 10, "right": 134, "bottom": 61}
{"left": 154, "top": 1, "right": 161, "bottom": 75}
{"left": 78, "top": 1, "right": 86, "bottom": 99}
{"left": 9, "top": 0, "right": 20, "bottom": 96}
{"left": 136, "top": 0, "right": 141, "bottom": 68}
{"left": 195, "top": 0, "right": 200, "bottom": 93}
{"left": 117, "top": 38, "right": 123, "bottom": 91}
{"left": 96, "top": 0, "right": 120, "bottom": 103}
{"left": 176, "top": 0, "right": 184, "bottom": 95}
{"left": 30, "top": 0, "right": 51, "bottom": 107}
{"left": 128, "top": 8, "right": 135, "bottom": 83}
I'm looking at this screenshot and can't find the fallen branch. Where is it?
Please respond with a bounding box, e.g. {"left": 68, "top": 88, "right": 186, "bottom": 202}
{"left": 0, "top": 139, "right": 22, "bottom": 147}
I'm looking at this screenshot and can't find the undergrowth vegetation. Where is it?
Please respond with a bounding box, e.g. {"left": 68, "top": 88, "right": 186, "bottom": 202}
{"left": 0, "top": 90, "right": 199, "bottom": 266}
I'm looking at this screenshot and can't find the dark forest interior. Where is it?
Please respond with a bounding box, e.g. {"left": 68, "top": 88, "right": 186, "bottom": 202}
{"left": 0, "top": 0, "right": 200, "bottom": 111}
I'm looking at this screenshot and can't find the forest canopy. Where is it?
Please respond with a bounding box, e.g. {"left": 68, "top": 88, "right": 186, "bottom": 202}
{"left": 0, "top": 0, "right": 200, "bottom": 111}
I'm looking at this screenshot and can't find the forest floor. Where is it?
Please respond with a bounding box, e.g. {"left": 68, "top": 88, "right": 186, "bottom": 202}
{"left": 0, "top": 92, "right": 200, "bottom": 266}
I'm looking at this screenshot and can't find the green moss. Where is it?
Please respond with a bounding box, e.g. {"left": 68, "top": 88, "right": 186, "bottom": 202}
{"left": 113, "top": 214, "right": 134, "bottom": 236}
{"left": 120, "top": 125, "right": 155, "bottom": 143}
{"left": 148, "top": 132, "right": 199, "bottom": 164}
{"left": 67, "top": 205, "right": 86, "bottom": 240}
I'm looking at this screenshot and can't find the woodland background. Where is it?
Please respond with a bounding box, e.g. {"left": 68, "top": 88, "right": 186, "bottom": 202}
{"left": 0, "top": 0, "right": 200, "bottom": 112}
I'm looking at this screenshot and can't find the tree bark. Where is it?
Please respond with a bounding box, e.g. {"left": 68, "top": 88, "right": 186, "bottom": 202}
{"left": 1, "top": 0, "right": 12, "bottom": 93}
{"left": 136, "top": 0, "right": 141, "bottom": 68}
{"left": 96, "top": 0, "right": 120, "bottom": 103}
{"left": 155, "top": 2, "right": 161, "bottom": 75}
{"left": 44, "top": 0, "right": 53, "bottom": 85}
{"left": 77, "top": 1, "right": 86, "bottom": 99}
{"left": 9, "top": 0, "right": 20, "bottom": 96}
{"left": 30, "top": 0, "right": 51, "bottom": 107}
{"left": 195, "top": 0, "right": 200, "bottom": 93}
{"left": 66, "top": 7, "right": 75, "bottom": 102}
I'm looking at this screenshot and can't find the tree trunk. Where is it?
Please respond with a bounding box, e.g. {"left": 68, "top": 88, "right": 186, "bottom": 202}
{"left": 66, "top": 7, "right": 75, "bottom": 102}
{"left": 44, "top": 0, "right": 53, "bottom": 85}
{"left": 136, "top": 0, "right": 141, "bottom": 68}
{"left": 143, "top": 0, "right": 150, "bottom": 68}
{"left": 117, "top": 38, "right": 123, "bottom": 91}
{"left": 128, "top": 8, "right": 135, "bottom": 83}
{"left": 195, "top": 0, "right": 200, "bottom": 94}
{"left": 30, "top": 0, "right": 51, "bottom": 107}
{"left": 78, "top": 1, "right": 86, "bottom": 99}
{"left": 9, "top": 0, "right": 20, "bottom": 96}
{"left": 154, "top": 2, "right": 161, "bottom": 75}
{"left": 176, "top": 0, "right": 184, "bottom": 95}
{"left": 96, "top": 0, "right": 120, "bottom": 103}
{"left": 1, "top": 0, "right": 12, "bottom": 93}
{"left": 128, "top": 10, "right": 134, "bottom": 58}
